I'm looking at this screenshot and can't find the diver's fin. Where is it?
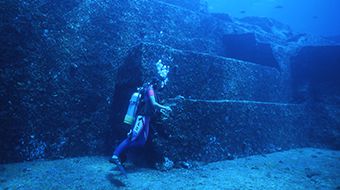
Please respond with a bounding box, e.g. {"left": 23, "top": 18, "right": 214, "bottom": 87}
{"left": 110, "top": 156, "right": 128, "bottom": 177}
{"left": 116, "top": 163, "right": 127, "bottom": 178}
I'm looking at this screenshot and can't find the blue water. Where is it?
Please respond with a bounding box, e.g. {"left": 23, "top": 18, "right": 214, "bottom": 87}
{"left": 206, "top": 0, "right": 340, "bottom": 36}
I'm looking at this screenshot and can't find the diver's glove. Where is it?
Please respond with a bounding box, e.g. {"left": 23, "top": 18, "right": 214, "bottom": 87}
{"left": 163, "top": 105, "right": 172, "bottom": 112}
{"left": 160, "top": 105, "right": 172, "bottom": 120}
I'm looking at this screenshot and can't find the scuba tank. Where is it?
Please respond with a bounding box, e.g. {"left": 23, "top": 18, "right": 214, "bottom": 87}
{"left": 123, "top": 90, "right": 142, "bottom": 125}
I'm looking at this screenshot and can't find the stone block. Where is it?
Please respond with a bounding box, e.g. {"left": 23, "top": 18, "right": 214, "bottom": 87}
{"left": 118, "top": 43, "right": 284, "bottom": 102}
{"left": 151, "top": 98, "right": 314, "bottom": 162}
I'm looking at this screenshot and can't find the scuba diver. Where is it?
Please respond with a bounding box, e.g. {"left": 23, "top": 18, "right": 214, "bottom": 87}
{"left": 109, "top": 77, "right": 172, "bottom": 174}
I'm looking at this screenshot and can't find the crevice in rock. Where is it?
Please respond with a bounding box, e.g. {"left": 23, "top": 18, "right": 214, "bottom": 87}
{"left": 291, "top": 46, "right": 340, "bottom": 105}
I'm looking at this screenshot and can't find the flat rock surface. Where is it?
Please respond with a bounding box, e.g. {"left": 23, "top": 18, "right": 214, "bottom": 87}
{"left": 0, "top": 148, "right": 339, "bottom": 190}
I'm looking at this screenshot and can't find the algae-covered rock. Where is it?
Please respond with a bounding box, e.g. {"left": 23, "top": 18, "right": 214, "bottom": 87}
{"left": 0, "top": 0, "right": 339, "bottom": 164}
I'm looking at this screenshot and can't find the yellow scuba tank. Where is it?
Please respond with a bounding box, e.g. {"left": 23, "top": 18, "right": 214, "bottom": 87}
{"left": 124, "top": 91, "right": 142, "bottom": 125}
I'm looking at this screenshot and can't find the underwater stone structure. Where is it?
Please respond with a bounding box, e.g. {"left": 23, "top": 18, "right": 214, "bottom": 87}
{"left": 114, "top": 42, "right": 339, "bottom": 163}
{"left": 1, "top": 0, "right": 339, "bottom": 165}
{"left": 122, "top": 43, "right": 284, "bottom": 102}
{"left": 158, "top": 0, "right": 206, "bottom": 11}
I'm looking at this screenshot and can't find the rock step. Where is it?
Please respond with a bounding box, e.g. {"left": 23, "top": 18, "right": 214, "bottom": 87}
{"left": 58, "top": 0, "right": 227, "bottom": 65}
{"left": 171, "top": 97, "right": 296, "bottom": 106}
{"left": 118, "top": 42, "right": 286, "bottom": 103}
{"left": 155, "top": 0, "right": 203, "bottom": 12}
{"left": 141, "top": 34, "right": 221, "bottom": 56}
{"left": 154, "top": 99, "right": 313, "bottom": 162}
{"left": 64, "top": 0, "right": 283, "bottom": 69}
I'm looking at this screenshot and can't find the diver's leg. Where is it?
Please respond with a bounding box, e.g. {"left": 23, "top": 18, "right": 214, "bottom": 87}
{"left": 111, "top": 116, "right": 150, "bottom": 160}
{"left": 110, "top": 138, "right": 130, "bottom": 176}
{"left": 111, "top": 123, "right": 132, "bottom": 159}
{"left": 109, "top": 138, "right": 132, "bottom": 167}
{"left": 113, "top": 138, "right": 131, "bottom": 158}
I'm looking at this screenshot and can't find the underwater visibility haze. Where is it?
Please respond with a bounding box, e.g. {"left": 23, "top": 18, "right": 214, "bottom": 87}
{"left": 0, "top": 0, "right": 339, "bottom": 189}
{"left": 207, "top": 0, "right": 340, "bottom": 36}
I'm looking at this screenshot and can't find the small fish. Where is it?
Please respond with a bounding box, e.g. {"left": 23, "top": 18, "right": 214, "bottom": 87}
{"left": 240, "top": 10, "right": 246, "bottom": 14}
{"left": 275, "top": 5, "right": 284, "bottom": 9}
{"left": 312, "top": 16, "right": 319, "bottom": 19}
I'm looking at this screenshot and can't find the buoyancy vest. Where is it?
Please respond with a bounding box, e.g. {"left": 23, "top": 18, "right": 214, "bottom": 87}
{"left": 132, "top": 115, "right": 145, "bottom": 139}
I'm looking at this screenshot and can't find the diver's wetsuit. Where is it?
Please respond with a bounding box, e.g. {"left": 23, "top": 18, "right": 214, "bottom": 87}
{"left": 113, "top": 85, "right": 155, "bottom": 158}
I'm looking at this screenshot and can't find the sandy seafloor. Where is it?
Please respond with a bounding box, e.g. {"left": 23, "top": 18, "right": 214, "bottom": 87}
{"left": 0, "top": 148, "right": 339, "bottom": 190}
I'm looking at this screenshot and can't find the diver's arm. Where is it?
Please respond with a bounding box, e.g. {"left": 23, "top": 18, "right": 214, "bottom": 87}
{"left": 150, "top": 96, "right": 172, "bottom": 111}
